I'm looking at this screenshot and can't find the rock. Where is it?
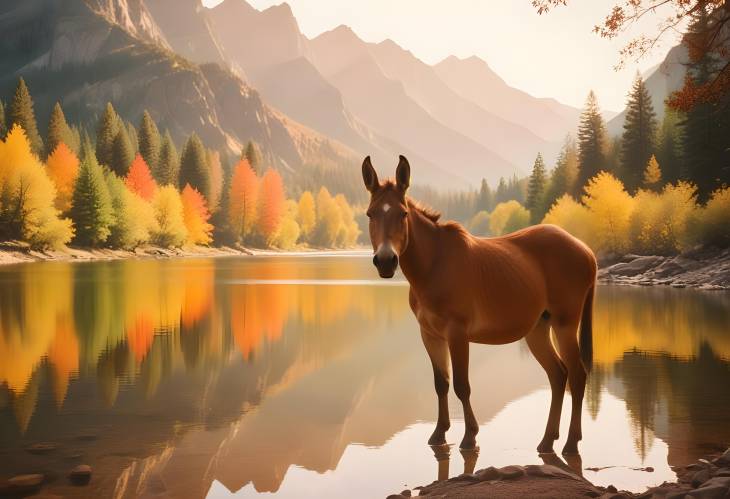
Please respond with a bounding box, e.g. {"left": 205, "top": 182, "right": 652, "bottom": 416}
{"left": 685, "top": 484, "right": 730, "bottom": 498}
{"left": 691, "top": 468, "right": 713, "bottom": 488}
{"left": 715, "top": 468, "right": 730, "bottom": 477}
{"left": 696, "top": 476, "right": 730, "bottom": 489}
{"left": 498, "top": 465, "right": 525, "bottom": 480}
{"left": 0, "top": 474, "right": 45, "bottom": 494}
{"left": 606, "top": 484, "right": 617, "bottom": 493}
{"left": 476, "top": 466, "right": 501, "bottom": 481}
{"left": 386, "top": 495, "right": 406, "bottom": 499}
{"left": 716, "top": 448, "right": 730, "bottom": 465}
{"left": 524, "top": 464, "right": 580, "bottom": 480}
{"left": 605, "top": 256, "right": 664, "bottom": 277}
{"left": 69, "top": 464, "right": 92, "bottom": 485}
{"left": 400, "top": 489, "right": 411, "bottom": 497}
{"left": 599, "top": 494, "right": 631, "bottom": 499}
{"left": 26, "top": 442, "right": 58, "bottom": 454}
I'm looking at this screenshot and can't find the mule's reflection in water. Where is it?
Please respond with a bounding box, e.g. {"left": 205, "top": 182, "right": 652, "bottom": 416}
{"left": 362, "top": 155, "right": 597, "bottom": 454}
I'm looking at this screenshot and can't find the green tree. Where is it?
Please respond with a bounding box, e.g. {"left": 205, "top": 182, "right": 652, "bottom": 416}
{"left": 243, "top": 140, "right": 263, "bottom": 174}
{"left": 138, "top": 110, "right": 160, "bottom": 173}
{"left": 70, "top": 150, "right": 115, "bottom": 246}
{"left": 95, "top": 103, "right": 121, "bottom": 168}
{"left": 477, "top": 179, "right": 493, "bottom": 211}
{"left": 46, "top": 102, "right": 74, "bottom": 158}
{"left": 545, "top": 136, "right": 578, "bottom": 211}
{"left": 179, "top": 133, "right": 210, "bottom": 201}
{"left": 526, "top": 153, "right": 547, "bottom": 224}
{"left": 656, "top": 107, "right": 682, "bottom": 184}
{"left": 110, "top": 127, "right": 135, "bottom": 177}
{"left": 0, "top": 100, "right": 6, "bottom": 139}
{"left": 126, "top": 121, "right": 139, "bottom": 153}
{"left": 495, "top": 177, "right": 508, "bottom": 204}
{"left": 156, "top": 131, "right": 179, "bottom": 185}
{"left": 620, "top": 74, "right": 658, "bottom": 192}
{"left": 576, "top": 90, "right": 607, "bottom": 193}
{"left": 8, "top": 77, "right": 43, "bottom": 156}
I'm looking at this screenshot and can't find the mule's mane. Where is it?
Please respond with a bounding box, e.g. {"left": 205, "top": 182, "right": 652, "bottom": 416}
{"left": 406, "top": 197, "right": 441, "bottom": 223}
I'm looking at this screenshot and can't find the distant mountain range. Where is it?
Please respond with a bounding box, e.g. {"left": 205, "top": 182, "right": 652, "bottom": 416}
{"left": 0, "top": 0, "right": 674, "bottom": 189}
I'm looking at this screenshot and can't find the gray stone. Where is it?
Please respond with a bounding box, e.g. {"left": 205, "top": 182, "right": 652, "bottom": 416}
{"left": 692, "top": 468, "right": 713, "bottom": 488}
{"left": 69, "top": 464, "right": 92, "bottom": 485}
{"left": 400, "top": 490, "right": 411, "bottom": 497}
{"left": 498, "top": 465, "right": 525, "bottom": 479}
{"left": 0, "top": 474, "right": 44, "bottom": 494}
{"left": 685, "top": 484, "right": 728, "bottom": 498}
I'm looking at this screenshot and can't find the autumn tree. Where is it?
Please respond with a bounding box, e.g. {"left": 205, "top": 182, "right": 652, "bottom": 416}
{"left": 105, "top": 172, "right": 156, "bottom": 249}
{"left": 110, "top": 127, "right": 135, "bottom": 177}
{"left": 156, "top": 131, "right": 179, "bottom": 185}
{"left": 227, "top": 158, "right": 258, "bottom": 242}
{"left": 243, "top": 140, "right": 263, "bottom": 174}
{"left": 0, "top": 125, "right": 73, "bottom": 248}
{"left": 643, "top": 155, "right": 662, "bottom": 190}
{"left": 313, "top": 187, "right": 341, "bottom": 247}
{"left": 257, "top": 169, "right": 285, "bottom": 245}
{"left": 0, "top": 100, "right": 6, "bottom": 139}
{"left": 582, "top": 172, "right": 634, "bottom": 254}
{"left": 181, "top": 184, "right": 213, "bottom": 246}
{"left": 489, "top": 200, "right": 530, "bottom": 236}
{"left": 125, "top": 154, "right": 157, "bottom": 201}
{"left": 526, "top": 153, "right": 547, "bottom": 224}
{"left": 576, "top": 91, "right": 607, "bottom": 193}
{"left": 629, "top": 182, "right": 697, "bottom": 254}
{"left": 468, "top": 211, "right": 491, "bottom": 236}
{"left": 70, "top": 145, "right": 115, "bottom": 247}
{"left": 46, "top": 102, "right": 74, "bottom": 158}
{"left": 207, "top": 149, "right": 224, "bottom": 212}
{"left": 179, "top": 133, "right": 210, "bottom": 201}
{"left": 334, "top": 194, "right": 360, "bottom": 247}
{"left": 620, "top": 74, "right": 658, "bottom": 192}
{"left": 8, "top": 78, "right": 43, "bottom": 156}
{"left": 46, "top": 142, "right": 79, "bottom": 213}
{"left": 95, "top": 103, "right": 121, "bottom": 168}
{"left": 152, "top": 185, "right": 187, "bottom": 248}
{"left": 297, "top": 191, "right": 316, "bottom": 241}
{"left": 138, "top": 110, "right": 160, "bottom": 174}
{"left": 542, "top": 194, "right": 593, "bottom": 245}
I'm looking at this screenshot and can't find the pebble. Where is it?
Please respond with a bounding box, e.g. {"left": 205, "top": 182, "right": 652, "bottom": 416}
{"left": 0, "top": 474, "right": 44, "bottom": 494}
{"left": 26, "top": 442, "right": 58, "bottom": 454}
{"left": 69, "top": 464, "right": 92, "bottom": 485}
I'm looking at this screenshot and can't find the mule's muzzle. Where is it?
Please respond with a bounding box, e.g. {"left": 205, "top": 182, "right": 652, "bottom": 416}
{"left": 373, "top": 248, "right": 398, "bottom": 278}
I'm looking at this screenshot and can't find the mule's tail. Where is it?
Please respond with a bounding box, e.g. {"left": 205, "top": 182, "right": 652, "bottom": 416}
{"left": 579, "top": 284, "right": 594, "bottom": 373}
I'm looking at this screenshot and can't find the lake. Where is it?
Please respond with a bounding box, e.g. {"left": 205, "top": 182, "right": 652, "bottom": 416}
{"left": 0, "top": 255, "right": 729, "bottom": 498}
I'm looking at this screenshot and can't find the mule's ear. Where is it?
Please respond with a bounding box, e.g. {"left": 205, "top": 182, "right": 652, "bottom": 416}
{"left": 396, "top": 155, "right": 410, "bottom": 192}
{"left": 362, "top": 156, "right": 379, "bottom": 193}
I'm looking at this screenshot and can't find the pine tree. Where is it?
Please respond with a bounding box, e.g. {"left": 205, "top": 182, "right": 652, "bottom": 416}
{"left": 545, "top": 136, "right": 578, "bottom": 211}
{"left": 576, "top": 91, "right": 607, "bottom": 193}
{"left": 0, "top": 100, "right": 6, "bottom": 139}
{"left": 156, "top": 131, "right": 179, "bottom": 185}
{"left": 179, "top": 133, "right": 210, "bottom": 201}
{"left": 243, "top": 140, "right": 263, "bottom": 174}
{"left": 95, "top": 103, "right": 121, "bottom": 168}
{"left": 110, "top": 127, "right": 135, "bottom": 177}
{"left": 477, "top": 179, "right": 493, "bottom": 211}
{"left": 46, "top": 102, "right": 74, "bottom": 158}
{"left": 495, "top": 177, "right": 508, "bottom": 204}
{"left": 138, "top": 110, "right": 160, "bottom": 173}
{"left": 526, "top": 153, "right": 547, "bottom": 224}
{"left": 620, "top": 74, "right": 658, "bottom": 192}
{"left": 643, "top": 155, "right": 662, "bottom": 190}
{"left": 8, "top": 77, "right": 43, "bottom": 156}
{"left": 126, "top": 121, "right": 139, "bottom": 153}
{"left": 70, "top": 153, "right": 115, "bottom": 247}
{"left": 656, "top": 107, "right": 682, "bottom": 184}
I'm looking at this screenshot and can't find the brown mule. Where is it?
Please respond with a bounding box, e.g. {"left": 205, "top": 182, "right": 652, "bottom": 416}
{"left": 362, "top": 155, "right": 597, "bottom": 454}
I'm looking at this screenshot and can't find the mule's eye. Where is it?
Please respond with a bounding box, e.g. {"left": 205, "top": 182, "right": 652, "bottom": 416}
{"left": 401, "top": 211, "right": 408, "bottom": 218}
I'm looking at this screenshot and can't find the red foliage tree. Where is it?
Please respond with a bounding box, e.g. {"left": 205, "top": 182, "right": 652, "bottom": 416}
{"left": 125, "top": 154, "right": 157, "bottom": 201}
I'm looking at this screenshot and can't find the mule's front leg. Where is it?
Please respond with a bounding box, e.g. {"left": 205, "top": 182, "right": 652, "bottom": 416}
{"left": 421, "top": 329, "right": 451, "bottom": 445}
{"left": 448, "top": 335, "right": 479, "bottom": 449}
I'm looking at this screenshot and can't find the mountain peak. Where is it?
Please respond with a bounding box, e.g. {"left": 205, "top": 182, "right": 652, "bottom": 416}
{"left": 262, "top": 2, "right": 295, "bottom": 18}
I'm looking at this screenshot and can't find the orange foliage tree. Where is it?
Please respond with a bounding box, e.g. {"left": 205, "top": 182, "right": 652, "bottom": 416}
{"left": 45, "top": 142, "right": 79, "bottom": 212}
{"left": 181, "top": 184, "right": 213, "bottom": 246}
{"left": 257, "top": 169, "right": 285, "bottom": 244}
{"left": 227, "top": 158, "right": 258, "bottom": 242}
{"left": 125, "top": 154, "right": 158, "bottom": 201}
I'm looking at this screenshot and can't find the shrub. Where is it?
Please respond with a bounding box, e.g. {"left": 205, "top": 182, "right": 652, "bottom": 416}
{"left": 489, "top": 200, "right": 530, "bottom": 236}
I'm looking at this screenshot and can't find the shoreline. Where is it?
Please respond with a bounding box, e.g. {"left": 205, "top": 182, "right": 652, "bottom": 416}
{"left": 389, "top": 447, "right": 730, "bottom": 498}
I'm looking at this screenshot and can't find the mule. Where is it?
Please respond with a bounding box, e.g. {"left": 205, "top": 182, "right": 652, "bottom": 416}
{"left": 362, "top": 155, "right": 597, "bottom": 454}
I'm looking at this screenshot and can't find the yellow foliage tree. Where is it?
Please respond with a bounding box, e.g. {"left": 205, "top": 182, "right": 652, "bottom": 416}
{"left": 643, "top": 155, "right": 662, "bottom": 190}
{"left": 152, "top": 185, "right": 187, "bottom": 248}
{"left": 582, "top": 172, "right": 634, "bottom": 254}
{"left": 313, "top": 187, "right": 341, "bottom": 247}
{"left": 542, "top": 194, "right": 593, "bottom": 245}
{"left": 334, "top": 194, "right": 360, "bottom": 247}
{"left": 297, "top": 191, "right": 316, "bottom": 241}
{"left": 629, "top": 182, "right": 697, "bottom": 254}
{"left": 489, "top": 200, "right": 530, "bottom": 236}
{"left": 0, "top": 125, "right": 73, "bottom": 248}
{"left": 106, "top": 171, "right": 156, "bottom": 249}
{"left": 181, "top": 184, "right": 213, "bottom": 246}
{"left": 696, "top": 187, "right": 730, "bottom": 246}
{"left": 468, "top": 210, "right": 491, "bottom": 236}
{"left": 273, "top": 200, "right": 301, "bottom": 250}
{"left": 45, "top": 142, "right": 79, "bottom": 212}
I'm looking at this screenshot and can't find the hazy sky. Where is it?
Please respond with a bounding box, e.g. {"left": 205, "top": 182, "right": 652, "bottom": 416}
{"left": 203, "top": 0, "right": 681, "bottom": 111}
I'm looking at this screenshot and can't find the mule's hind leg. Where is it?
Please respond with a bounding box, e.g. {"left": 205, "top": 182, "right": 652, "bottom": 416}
{"left": 421, "top": 328, "right": 451, "bottom": 445}
{"left": 553, "top": 320, "right": 587, "bottom": 455}
{"left": 526, "top": 316, "right": 567, "bottom": 453}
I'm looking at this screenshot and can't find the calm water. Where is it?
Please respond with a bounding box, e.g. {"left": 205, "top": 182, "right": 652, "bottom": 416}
{"left": 0, "top": 255, "right": 729, "bottom": 498}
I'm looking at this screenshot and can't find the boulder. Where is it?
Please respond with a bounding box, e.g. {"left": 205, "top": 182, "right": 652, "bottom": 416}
{"left": 69, "top": 464, "right": 92, "bottom": 485}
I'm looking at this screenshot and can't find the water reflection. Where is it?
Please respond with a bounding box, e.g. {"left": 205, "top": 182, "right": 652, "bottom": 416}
{"left": 0, "top": 257, "right": 728, "bottom": 498}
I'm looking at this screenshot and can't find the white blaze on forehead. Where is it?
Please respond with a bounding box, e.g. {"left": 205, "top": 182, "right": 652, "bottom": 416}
{"left": 383, "top": 203, "right": 391, "bottom": 213}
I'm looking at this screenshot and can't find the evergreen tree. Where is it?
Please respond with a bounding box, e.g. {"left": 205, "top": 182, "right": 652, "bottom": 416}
{"left": 0, "top": 100, "right": 7, "bottom": 139}
{"left": 620, "top": 74, "right": 658, "bottom": 192}
{"left": 8, "top": 77, "right": 43, "bottom": 156}
{"left": 126, "top": 121, "right": 139, "bottom": 154}
{"left": 66, "top": 125, "right": 82, "bottom": 155}
{"left": 179, "top": 133, "right": 210, "bottom": 200}
{"left": 526, "top": 153, "right": 547, "bottom": 224}
{"left": 656, "top": 107, "right": 682, "bottom": 184}
{"left": 110, "top": 127, "right": 135, "bottom": 177}
{"left": 243, "top": 140, "right": 263, "bottom": 174}
{"left": 495, "top": 177, "right": 508, "bottom": 204}
{"left": 545, "top": 136, "right": 578, "bottom": 210}
{"left": 138, "top": 110, "right": 160, "bottom": 173}
{"left": 477, "top": 179, "right": 493, "bottom": 211}
{"left": 95, "top": 102, "right": 121, "bottom": 168}
{"left": 157, "top": 131, "right": 180, "bottom": 185}
{"left": 576, "top": 91, "right": 607, "bottom": 193}
{"left": 606, "top": 136, "right": 622, "bottom": 175}
{"left": 46, "top": 102, "right": 74, "bottom": 158}
{"left": 70, "top": 152, "right": 115, "bottom": 247}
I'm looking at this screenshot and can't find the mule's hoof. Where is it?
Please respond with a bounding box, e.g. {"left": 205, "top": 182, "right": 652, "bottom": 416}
{"left": 562, "top": 441, "right": 579, "bottom": 455}
{"left": 459, "top": 436, "right": 477, "bottom": 450}
{"left": 537, "top": 440, "right": 555, "bottom": 454}
{"left": 428, "top": 431, "right": 447, "bottom": 446}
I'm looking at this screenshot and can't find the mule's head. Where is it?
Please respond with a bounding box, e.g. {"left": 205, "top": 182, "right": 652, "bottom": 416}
{"left": 362, "top": 155, "right": 410, "bottom": 278}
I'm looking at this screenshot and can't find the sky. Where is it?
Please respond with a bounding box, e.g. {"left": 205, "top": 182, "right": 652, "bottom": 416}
{"left": 202, "top": 0, "right": 681, "bottom": 111}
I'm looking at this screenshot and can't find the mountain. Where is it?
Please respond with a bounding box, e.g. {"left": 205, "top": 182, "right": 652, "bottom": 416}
{"left": 309, "top": 26, "right": 518, "bottom": 184}
{"left": 0, "top": 0, "right": 352, "bottom": 173}
{"left": 607, "top": 44, "right": 688, "bottom": 136}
